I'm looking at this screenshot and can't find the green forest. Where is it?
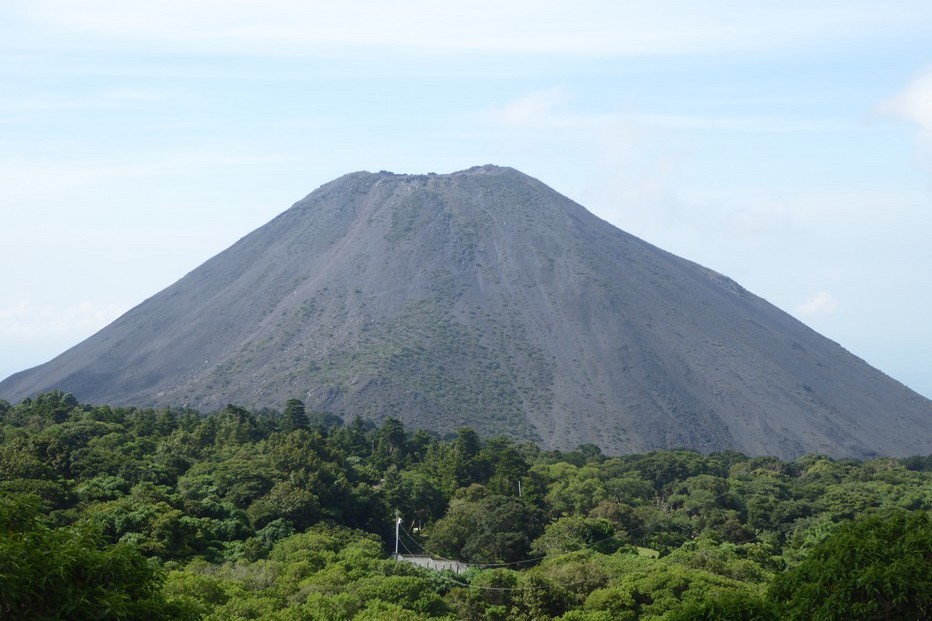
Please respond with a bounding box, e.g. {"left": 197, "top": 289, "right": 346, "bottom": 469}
{"left": 1, "top": 391, "right": 930, "bottom": 620}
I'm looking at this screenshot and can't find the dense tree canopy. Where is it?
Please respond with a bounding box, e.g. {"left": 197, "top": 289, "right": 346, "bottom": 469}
{"left": 771, "top": 509, "right": 932, "bottom": 620}
{"left": 0, "top": 495, "right": 196, "bottom": 620}
{"left": 0, "top": 393, "right": 929, "bottom": 620}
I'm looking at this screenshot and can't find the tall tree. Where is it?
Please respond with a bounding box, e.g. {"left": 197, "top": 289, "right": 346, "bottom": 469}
{"left": 282, "top": 399, "right": 309, "bottom": 432}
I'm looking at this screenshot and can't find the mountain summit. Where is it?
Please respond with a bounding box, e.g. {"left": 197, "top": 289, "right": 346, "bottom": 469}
{"left": 2, "top": 165, "right": 929, "bottom": 458}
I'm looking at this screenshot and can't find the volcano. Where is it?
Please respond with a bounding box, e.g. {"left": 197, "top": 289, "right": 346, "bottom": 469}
{"left": 2, "top": 165, "right": 929, "bottom": 458}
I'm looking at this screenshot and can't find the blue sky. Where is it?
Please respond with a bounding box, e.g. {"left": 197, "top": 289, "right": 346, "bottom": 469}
{"left": 2, "top": 1, "right": 931, "bottom": 398}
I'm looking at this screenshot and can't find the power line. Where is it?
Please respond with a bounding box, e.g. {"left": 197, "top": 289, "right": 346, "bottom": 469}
{"left": 390, "top": 482, "right": 776, "bottom": 591}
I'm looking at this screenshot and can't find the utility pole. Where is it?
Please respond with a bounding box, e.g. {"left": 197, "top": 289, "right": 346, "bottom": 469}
{"left": 394, "top": 510, "right": 401, "bottom": 559}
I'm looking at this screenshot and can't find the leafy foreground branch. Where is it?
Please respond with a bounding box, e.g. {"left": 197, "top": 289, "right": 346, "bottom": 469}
{"left": 0, "top": 393, "right": 930, "bottom": 620}
{"left": 0, "top": 496, "right": 197, "bottom": 620}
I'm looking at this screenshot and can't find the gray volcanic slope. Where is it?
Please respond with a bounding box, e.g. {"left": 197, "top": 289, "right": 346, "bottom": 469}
{"left": 2, "top": 166, "right": 930, "bottom": 458}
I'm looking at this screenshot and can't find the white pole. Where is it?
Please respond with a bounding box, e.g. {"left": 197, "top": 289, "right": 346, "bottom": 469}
{"left": 394, "top": 513, "right": 401, "bottom": 559}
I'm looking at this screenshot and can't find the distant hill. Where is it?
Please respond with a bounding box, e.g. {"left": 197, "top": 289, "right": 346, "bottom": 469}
{"left": 2, "top": 165, "right": 930, "bottom": 458}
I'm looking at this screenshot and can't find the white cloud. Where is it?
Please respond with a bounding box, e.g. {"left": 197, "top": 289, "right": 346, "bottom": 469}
{"left": 0, "top": 300, "right": 127, "bottom": 340}
{"left": 0, "top": 91, "right": 163, "bottom": 116}
{"left": 0, "top": 147, "right": 299, "bottom": 207}
{"left": 491, "top": 88, "right": 575, "bottom": 129}
{"left": 490, "top": 88, "right": 854, "bottom": 136}
{"left": 879, "top": 68, "right": 932, "bottom": 166}
{"left": 10, "top": 1, "right": 932, "bottom": 58}
{"left": 881, "top": 69, "right": 932, "bottom": 129}
{"left": 795, "top": 292, "right": 840, "bottom": 317}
